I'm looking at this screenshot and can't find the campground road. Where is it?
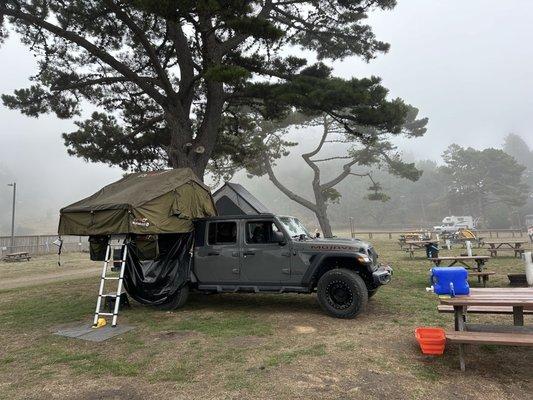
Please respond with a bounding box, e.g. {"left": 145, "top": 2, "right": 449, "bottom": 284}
{"left": 0, "top": 266, "right": 101, "bottom": 291}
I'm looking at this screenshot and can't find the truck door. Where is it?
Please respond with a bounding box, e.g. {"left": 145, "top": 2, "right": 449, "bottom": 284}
{"left": 240, "top": 219, "right": 290, "bottom": 284}
{"left": 194, "top": 220, "right": 240, "bottom": 283}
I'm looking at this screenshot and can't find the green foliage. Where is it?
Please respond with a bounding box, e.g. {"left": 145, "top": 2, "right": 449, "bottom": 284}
{"left": 204, "top": 65, "right": 251, "bottom": 83}
{"left": 322, "top": 187, "right": 342, "bottom": 204}
{"left": 1, "top": 0, "right": 402, "bottom": 175}
{"left": 440, "top": 144, "right": 528, "bottom": 222}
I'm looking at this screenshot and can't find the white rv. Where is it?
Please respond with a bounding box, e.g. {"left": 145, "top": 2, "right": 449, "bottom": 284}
{"left": 433, "top": 216, "right": 475, "bottom": 234}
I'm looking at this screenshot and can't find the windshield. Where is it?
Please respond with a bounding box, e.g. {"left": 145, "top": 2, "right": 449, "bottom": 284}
{"left": 278, "top": 216, "right": 311, "bottom": 238}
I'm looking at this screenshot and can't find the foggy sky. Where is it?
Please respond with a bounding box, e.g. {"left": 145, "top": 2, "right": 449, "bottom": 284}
{"left": 1, "top": 0, "right": 533, "bottom": 234}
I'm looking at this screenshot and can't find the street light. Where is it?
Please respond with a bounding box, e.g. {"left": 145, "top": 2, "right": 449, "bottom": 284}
{"left": 7, "top": 182, "right": 16, "bottom": 251}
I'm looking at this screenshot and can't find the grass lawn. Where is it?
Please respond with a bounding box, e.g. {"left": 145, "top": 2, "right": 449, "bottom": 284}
{"left": 0, "top": 238, "right": 531, "bottom": 399}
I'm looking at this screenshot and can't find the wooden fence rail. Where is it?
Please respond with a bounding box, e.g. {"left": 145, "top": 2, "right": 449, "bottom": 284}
{"left": 0, "top": 229, "right": 529, "bottom": 256}
{"left": 349, "top": 229, "right": 526, "bottom": 240}
{"left": 0, "top": 235, "right": 89, "bottom": 256}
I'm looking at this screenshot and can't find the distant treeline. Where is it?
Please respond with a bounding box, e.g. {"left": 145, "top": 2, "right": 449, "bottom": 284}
{"left": 235, "top": 134, "right": 533, "bottom": 231}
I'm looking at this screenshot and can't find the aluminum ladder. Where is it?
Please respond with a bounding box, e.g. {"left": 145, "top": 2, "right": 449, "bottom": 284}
{"left": 93, "top": 235, "right": 127, "bottom": 328}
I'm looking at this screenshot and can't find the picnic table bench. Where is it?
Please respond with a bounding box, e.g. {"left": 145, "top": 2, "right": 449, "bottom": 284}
{"left": 482, "top": 239, "right": 528, "bottom": 258}
{"left": 2, "top": 252, "right": 31, "bottom": 262}
{"left": 439, "top": 288, "right": 533, "bottom": 370}
{"left": 468, "top": 271, "right": 495, "bottom": 287}
{"left": 403, "top": 240, "right": 438, "bottom": 258}
{"left": 429, "top": 255, "right": 490, "bottom": 271}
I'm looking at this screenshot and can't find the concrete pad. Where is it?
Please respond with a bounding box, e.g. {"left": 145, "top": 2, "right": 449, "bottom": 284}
{"left": 54, "top": 324, "right": 134, "bottom": 342}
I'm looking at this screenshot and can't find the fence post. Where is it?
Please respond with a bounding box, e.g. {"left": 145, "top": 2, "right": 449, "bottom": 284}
{"left": 389, "top": 232, "right": 392, "bottom": 239}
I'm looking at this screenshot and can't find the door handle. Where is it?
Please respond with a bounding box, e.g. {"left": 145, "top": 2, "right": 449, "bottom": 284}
{"left": 282, "top": 268, "right": 290, "bottom": 275}
{"left": 231, "top": 251, "right": 239, "bottom": 257}
{"left": 232, "top": 268, "right": 240, "bottom": 274}
{"left": 208, "top": 251, "right": 220, "bottom": 256}
{"left": 243, "top": 251, "right": 255, "bottom": 256}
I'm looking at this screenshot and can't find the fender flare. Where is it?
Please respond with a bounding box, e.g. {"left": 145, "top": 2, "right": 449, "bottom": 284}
{"left": 301, "top": 252, "right": 366, "bottom": 287}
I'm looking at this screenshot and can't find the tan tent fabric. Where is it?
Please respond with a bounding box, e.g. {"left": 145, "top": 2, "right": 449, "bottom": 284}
{"left": 58, "top": 168, "right": 216, "bottom": 235}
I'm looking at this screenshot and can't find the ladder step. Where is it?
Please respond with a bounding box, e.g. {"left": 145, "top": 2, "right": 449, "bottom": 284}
{"left": 94, "top": 238, "right": 128, "bottom": 328}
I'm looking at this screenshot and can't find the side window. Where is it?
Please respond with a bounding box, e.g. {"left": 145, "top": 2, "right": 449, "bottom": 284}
{"left": 208, "top": 222, "right": 237, "bottom": 245}
{"left": 246, "top": 221, "right": 280, "bottom": 244}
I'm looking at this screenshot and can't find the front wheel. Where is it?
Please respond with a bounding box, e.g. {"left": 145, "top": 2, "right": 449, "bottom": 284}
{"left": 155, "top": 285, "right": 189, "bottom": 310}
{"left": 316, "top": 269, "right": 368, "bottom": 319}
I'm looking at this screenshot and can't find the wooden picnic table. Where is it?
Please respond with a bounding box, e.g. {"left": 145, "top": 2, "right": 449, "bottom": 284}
{"left": 403, "top": 240, "right": 438, "bottom": 258}
{"left": 2, "top": 252, "right": 31, "bottom": 262}
{"left": 439, "top": 288, "right": 533, "bottom": 370}
{"left": 482, "top": 239, "right": 529, "bottom": 258}
{"left": 429, "top": 255, "right": 490, "bottom": 271}
{"left": 456, "top": 236, "right": 484, "bottom": 248}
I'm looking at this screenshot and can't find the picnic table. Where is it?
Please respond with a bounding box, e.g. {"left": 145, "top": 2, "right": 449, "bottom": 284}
{"left": 439, "top": 288, "right": 533, "bottom": 370}
{"left": 403, "top": 240, "right": 438, "bottom": 258}
{"left": 2, "top": 252, "right": 31, "bottom": 262}
{"left": 428, "top": 255, "right": 490, "bottom": 271}
{"left": 482, "top": 239, "right": 529, "bottom": 258}
{"left": 456, "top": 236, "right": 484, "bottom": 248}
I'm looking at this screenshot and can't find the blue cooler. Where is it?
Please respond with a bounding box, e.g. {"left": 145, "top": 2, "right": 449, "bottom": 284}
{"left": 430, "top": 267, "right": 469, "bottom": 296}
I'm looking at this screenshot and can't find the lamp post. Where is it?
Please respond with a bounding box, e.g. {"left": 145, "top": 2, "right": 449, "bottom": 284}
{"left": 7, "top": 182, "right": 16, "bottom": 250}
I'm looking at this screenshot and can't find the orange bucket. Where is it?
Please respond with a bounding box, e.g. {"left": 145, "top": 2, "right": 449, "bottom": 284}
{"left": 415, "top": 327, "right": 446, "bottom": 355}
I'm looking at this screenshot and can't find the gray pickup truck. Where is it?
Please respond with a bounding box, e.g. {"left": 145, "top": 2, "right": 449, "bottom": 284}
{"left": 169, "top": 213, "right": 392, "bottom": 318}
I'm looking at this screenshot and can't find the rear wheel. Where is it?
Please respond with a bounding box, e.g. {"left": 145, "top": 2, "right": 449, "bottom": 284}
{"left": 316, "top": 268, "right": 368, "bottom": 319}
{"left": 155, "top": 285, "right": 189, "bottom": 310}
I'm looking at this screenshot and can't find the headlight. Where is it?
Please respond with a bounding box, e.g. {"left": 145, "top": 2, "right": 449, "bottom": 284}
{"left": 356, "top": 254, "right": 371, "bottom": 264}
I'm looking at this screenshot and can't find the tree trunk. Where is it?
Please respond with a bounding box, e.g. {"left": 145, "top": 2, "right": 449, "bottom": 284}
{"left": 164, "top": 112, "right": 209, "bottom": 180}
{"left": 316, "top": 207, "right": 333, "bottom": 238}
{"left": 313, "top": 186, "right": 333, "bottom": 237}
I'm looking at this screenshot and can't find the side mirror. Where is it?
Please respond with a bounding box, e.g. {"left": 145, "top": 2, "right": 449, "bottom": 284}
{"left": 273, "top": 231, "right": 286, "bottom": 245}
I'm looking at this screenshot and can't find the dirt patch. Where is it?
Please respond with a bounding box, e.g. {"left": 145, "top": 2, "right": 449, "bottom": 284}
{"left": 0, "top": 267, "right": 101, "bottom": 290}
{"left": 226, "top": 335, "right": 267, "bottom": 348}
{"left": 73, "top": 387, "right": 144, "bottom": 400}
{"left": 153, "top": 330, "right": 200, "bottom": 341}
{"left": 293, "top": 325, "right": 317, "bottom": 334}
{"left": 349, "top": 370, "right": 410, "bottom": 400}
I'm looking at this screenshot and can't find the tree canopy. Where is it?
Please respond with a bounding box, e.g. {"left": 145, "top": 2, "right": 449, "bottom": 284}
{"left": 0, "top": 0, "right": 400, "bottom": 177}
{"left": 230, "top": 106, "right": 427, "bottom": 236}
{"left": 440, "top": 144, "right": 528, "bottom": 223}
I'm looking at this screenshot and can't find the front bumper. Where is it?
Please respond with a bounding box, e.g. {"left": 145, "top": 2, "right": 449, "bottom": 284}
{"left": 372, "top": 265, "right": 393, "bottom": 286}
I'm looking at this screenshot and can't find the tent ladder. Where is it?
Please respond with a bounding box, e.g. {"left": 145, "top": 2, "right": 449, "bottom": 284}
{"left": 93, "top": 235, "right": 127, "bottom": 328}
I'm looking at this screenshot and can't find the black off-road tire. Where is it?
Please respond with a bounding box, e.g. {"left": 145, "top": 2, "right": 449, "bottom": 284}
{"left": 317, "top": 268, "right": 368, "bottom": 319}
{"left": 156, "top": 284, "right": 189, "bottom": 310}
{"left": 368, "top": 288, "right": 378, "bottom": 299}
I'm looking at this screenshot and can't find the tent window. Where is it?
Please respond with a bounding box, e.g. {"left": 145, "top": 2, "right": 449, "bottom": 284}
{"left": 208, "top": 222, "right": 237, "bottom": 245}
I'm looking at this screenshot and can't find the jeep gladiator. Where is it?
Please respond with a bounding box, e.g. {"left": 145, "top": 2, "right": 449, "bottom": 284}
{"left": 168, "top": 213, "right": 392, "bottom": 318}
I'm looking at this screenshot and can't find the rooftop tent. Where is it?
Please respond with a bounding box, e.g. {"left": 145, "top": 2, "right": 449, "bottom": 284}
{"left": 58, "top": 168, "right": 217, "bottom": 307}
{"left": 58, "top": 168, "right": 217, "bottom": 236}
{"left": 213, "top": 182, "right": 270, "bottom": 215}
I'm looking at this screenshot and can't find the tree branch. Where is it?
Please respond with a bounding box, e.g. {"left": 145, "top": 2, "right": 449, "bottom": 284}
{"left": 103, "top": 0, "right": 177, "bottom": 100}
{"left": 50, "top": 76, "right": 160, "bottom": 91}
{"left": 2, "top": 3, "right": 168, "bottom": 106}
{"left": 320, "top": 159, "right": 358, "bottom": 190}
{"left": 263, "top": 157, "right": 318, "bottom": 212}
{"left": 311, "top": 156, "right": 352, "bottom": 162}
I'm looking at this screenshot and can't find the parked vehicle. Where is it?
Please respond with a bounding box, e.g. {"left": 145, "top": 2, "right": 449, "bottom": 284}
{"left": 433, "top": 216, "right": 476, "bottom": 234}
{"left": 60, "top": 169, "right": 392, "bottom": 319}
{"left": 174, "top": 214, "right": 393, "bottom": 318}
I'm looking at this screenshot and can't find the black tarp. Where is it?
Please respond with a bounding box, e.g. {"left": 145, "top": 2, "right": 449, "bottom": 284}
{"left": 122, "top": 233, "right": 193, "bottom": 306}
